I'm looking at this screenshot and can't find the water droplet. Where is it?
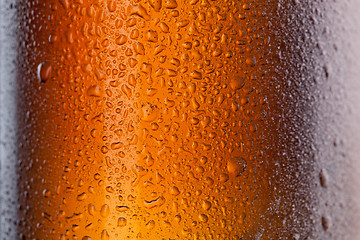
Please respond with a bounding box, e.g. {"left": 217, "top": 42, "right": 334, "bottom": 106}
{"left": 133, "top": 42, "right": 145, "bottom": 55}
{"left": 319, "top": 169, "right": 328, "bottom": 188}
{"left": 159, "top": 22, "right": 169, "bottom": 33}
{"left": 164, "top": 0, "right": 178, "bottom": 9}
{"left": 43, "top": 189, "right": 51, "bottom": 198}
{"left": 100, "top": 204, "right": 110, "bottom": 218}
{"left": 246, "top": 56, "right": 256, "bottom": 66}
{"left": 146, "top": 30, "right": 158, "bottom": 42}
{"left": 58, "top": 0, "right": 69, "bottom": 9}
{"left": 77, "top": 192, "right": 87, "bottom": 201}
{"left": 199, "top": 214, "right": 208, "bottom": 223}
{"left": 174, "top": 215, "right": 181, "bottom": 224}
{"left": 146, "top": 220, "right": 155, "bottom": 229}
{"left": 37, "top": 62, "right": 52, "bottom": 83}
{"left": 87, "top": 85, "right": 102, "bottom": 97}
{"left": 321, "top": 215, "right": 331, "bottom": 231}
{"left": 88, "top": 204, "right": 95, "bottom": 216}
{"left": 111, "top": 142, "right": 124, "bottom": 150}
{"left": 101, "top": 229, "right": 109, "bottom": 240}
{"left": 219, "top": 173, "right": 229, "bottom": 183}
{"left": 115, "top": 206, "right": 130, "bottom": 212}
{"left": 230, "top": 77, "right": 245, "bottom": 90}
{"left": 116, "top": 34, "right": 128, "bottom": 45}
{"left": 227, "top": 157, "right": 247, "bottom": 176}
{"left": 128, "top": 4, "right": 150, "bottom": 20}
{"left": 169, "top": 186, "right": 180, "bottom": 196}
{"left": 190, "top": 70, "right": 202, "bottom": 80}
{"left": 202, "top": 201, "right": 211, "bottom": 210}
{"left": 212, "top": 49, "right": 222, "bottom": 57}
{"left": 144, "top": 196, "right": 165, "bottom": 209}
{"left": 149, "top": 0, "right": 162, "bottom": 11}
{"left": 107, "top": 0, "right": 116, "bottom": 12}
{"left": 204, "top": 177, "right": 214, "bottom": 186}
{"left": 101, "top": 146, "right": 109, "bottom": 154}
{"left": 141, "top": 104, "right": 159, "bottom": 122}
{"left": 118, "top": 217, "right": 127, "bottom": 227}
{"left": 127, "top": 75, "right": 136, "bottom": 88}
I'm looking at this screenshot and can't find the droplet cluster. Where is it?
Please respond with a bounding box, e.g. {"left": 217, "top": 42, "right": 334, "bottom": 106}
{"left": 17, "top": 0, "right": 274, "bottom": 239}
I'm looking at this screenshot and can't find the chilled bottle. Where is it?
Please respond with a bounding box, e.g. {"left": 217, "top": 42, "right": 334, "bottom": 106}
{"left": 15, "top": 0, "right": 360, "bottom": 239}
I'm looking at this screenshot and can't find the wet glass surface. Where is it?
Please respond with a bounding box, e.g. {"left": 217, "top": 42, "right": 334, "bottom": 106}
{"left": 1, "top": 0, "right": 360, "bottom": 239}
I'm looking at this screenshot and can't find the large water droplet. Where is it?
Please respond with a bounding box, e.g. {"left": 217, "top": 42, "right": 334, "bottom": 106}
{"left": 37, "top": 62, "right": 52, "bottom": 83}
{"left": 227, "top": 157, "right": 247, "bottom": 176}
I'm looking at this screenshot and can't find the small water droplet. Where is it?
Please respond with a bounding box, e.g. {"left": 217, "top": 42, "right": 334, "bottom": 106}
{"left": 43, "top": 189, "right": 51, "bottom": 198}
{"left": 190, "top": 70, "right": 202, "bottom": 80}
{"left": 146, "top": 220, "right": 155, "bottom": 229}
{"left": 141, "top": 104, "right": 159, "bottom": 122}
{"left": 219, "top": 173, "right": 229, "bottom": 183}
{"left": 202, "top": 201, "right": 211, "bottom": 210}
{"left": 149, "top": 0, "right": 162, "bottom": 11}
{"left": 246, "top": 56, "right": 256, "bottom": 66}
{"left": 321, "top": 215, "right": 331, "bottom": 231}
{"left": 319, "top": 169, "right": 328, "bottom": 188}
{"left": 128, "top": 4, "right": 150, "bottom": 20}
{"left": 116, "top": 34, "right": 128, "bottom": 45}
{"left": 100, "top": 204, "right": 110, "bottom": 218}
{"left": 199, "top": 214, "right": 208, "bottom": 223}
{"left": 101, "top": 229, "right": 109, "bottom": 240}
{"left": 77, "top": 192, "right": 87, "bottom": 201}
{"left": 118, "top": 217, "right": 127, "bottom": 227}
{"left": 230, "top": 77, "right": 245, "bottom": 90}
{"left": 115, "top": 206, "right": 130, "bottom": 212}
{"left": 88, "top": 204, "right": 95, "bottom": 216}
{"left": 169, "top": 186, "right": 180, "bottom": 196}
{"left": 164, "top": 0, "right": 178, "bottom": 9}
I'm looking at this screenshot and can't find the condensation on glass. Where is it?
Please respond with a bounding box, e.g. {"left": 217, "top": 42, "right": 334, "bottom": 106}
{"left": 0, "top": 0, "right": 360, "bottom": 239}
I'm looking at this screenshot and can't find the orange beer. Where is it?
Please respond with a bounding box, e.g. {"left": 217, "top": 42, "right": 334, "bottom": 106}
{"left": 17, "top": 0, "right": 297, "bottom": 239}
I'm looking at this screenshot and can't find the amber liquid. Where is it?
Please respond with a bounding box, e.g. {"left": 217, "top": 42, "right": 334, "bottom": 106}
{"left": 17, "top": 0, "right": 282, "bottom": 239}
